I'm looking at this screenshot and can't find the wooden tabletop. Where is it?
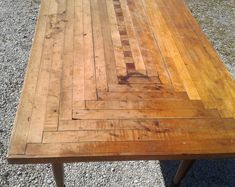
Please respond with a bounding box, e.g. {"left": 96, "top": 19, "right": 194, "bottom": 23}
{"left": 8, "top": 0, "right": 235, "bottom": 164}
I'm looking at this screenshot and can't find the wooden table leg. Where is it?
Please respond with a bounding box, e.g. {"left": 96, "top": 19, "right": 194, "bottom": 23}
{"left": 169, "top": 160, "right": 195, "bottom": 187}
{"left": 52, "top": 163, "right": 65, "bottom": 187}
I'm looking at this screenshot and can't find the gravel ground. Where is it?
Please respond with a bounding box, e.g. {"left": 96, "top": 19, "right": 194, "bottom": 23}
{"left": 0, "top": 0, "right": 234, "bottom": 186}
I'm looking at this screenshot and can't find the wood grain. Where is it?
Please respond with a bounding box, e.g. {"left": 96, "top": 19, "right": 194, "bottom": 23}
{"left": 8, "top": 0, "right": 235, "bottom": 164}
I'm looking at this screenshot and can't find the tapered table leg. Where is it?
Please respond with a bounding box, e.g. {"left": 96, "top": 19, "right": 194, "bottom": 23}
{"left": 52, "top": 163, "right": 64, "bottom": 187}
{"left": 169, "top": 160, "right": 195, "bottom": 187}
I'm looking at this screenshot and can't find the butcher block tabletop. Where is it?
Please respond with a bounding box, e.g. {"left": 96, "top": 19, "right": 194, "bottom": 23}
{"left": 8, "top": 0, "right": 235, "bottom": 164}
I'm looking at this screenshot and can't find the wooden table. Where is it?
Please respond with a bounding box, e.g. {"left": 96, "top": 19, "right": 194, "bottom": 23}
{"left": 7, "top": 0, "right": 235, "bottom": 186}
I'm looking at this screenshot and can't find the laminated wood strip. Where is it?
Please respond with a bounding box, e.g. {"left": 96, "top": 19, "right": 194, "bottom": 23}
{"left": 58, "top": 118, "right": 235, "bottom": 131}
{"left": 91, "top": 0, "right": 108, "bottom": 92}
{"left": 84, "top": 100, "right": 204, "bottom": 110}
{"left": 120, "top": 0, "right": 146, "bottom": 74}
{"left": 27, "top": 0, "right": 57, "bottom": 142}
{"left": 106, "top": 0, "right": 127, "bottom": 76}
{"left": 161, "top": 0, "right": 235, "bottom": 117}
{"left": 98, "top": 0, "right": 118, "bottom": 84}
{"left": 8, "top": 0, "right": 51, "bottom": 154}
{"left": 113, "top": 0, "right": 137, "bottom": 73}
{"left": 97, "top": 91, "right": 189, "bottom": 101}
{"left": 73, "top": 0, "right": 85, "bottom": 109}
{"left": 59, "top": 0, "right": 75, "bottom": 120}
{"left": 44, "top": 0, "right": 67, "bottom": 131}
{"left": 26, "top": 139, "right": 235, "bottom": 159}
{"left": 42, "top": 127, "right": 225, "bottom": 143}
{"left": 174, "top": 0, "right": 235, "bottom": 86}
{"left": 83, "top": 0, "right": 97, "bottom": 100}
{"left": 73, "top": 108, "right": 219, "bottom": 120}
{"left": 126, "top": 0, "right": 171, "bottom": 86}
{"left": 142, "top": 0, "right": 200, "bottom": 100}
{"left": 58, "top": 119, "right": 159, "bottom": 131}
{"left": 108, "top": 84, "right": 172, "bottom": 92}
{"left": 156, "top": 0, "right": 235, "bottom": 117}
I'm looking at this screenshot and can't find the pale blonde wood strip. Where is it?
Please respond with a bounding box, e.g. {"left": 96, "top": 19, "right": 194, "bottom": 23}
{"left": 64, "top": 0, "right": 75, "bottom": 54}
{"left": 84, "top": 100, "right": 204, "bottom": 110}
{"left": 27, "top": 0, "right": 58, "bottom": 143}
{"left": 44, "top": 0, "right": 67, "bottom": 131}
{"left": 59, "top": 0, "right": 75, "bottom": 120}
{"left": 91, "top": 0, "right": 108, "bottom": 92}
{"left": 59, "top": 119, "right": 158, "bottom": 131}
{"left": 142, "top": 0, "right": 200, "bottom": 100}
{"left": 120, "top": 0, "right": 146, "bottom": 75}
{"left": 98, "top": 0, "right": 118, "bottom": 84}
{"left": 98, "top": 91, "right": 189, "bottom": 100}
{"left": 25, "top": 139, "right": 235, "bottom": 158}
{"left": 73, "top": 108, "right": 219, "bottom": 120}
{"left": 106, "top": 0, "right": 127, "bottom": 76}
{"left": 42, "top": 130, "right": 178, "bottom": 143}
{"left": 73, "top": 0, "right": 85, "bottom": 109}
{"left": 58, "top": 118, "right": 235, "bottom": 131}
{"left": 60, "top": 52, "right": 74, "bottom": 120}
{"left": 43, "top": 124, "right": 227, "bottom": 143}
{"left": 83, "top": 0, "right": 97, "bottom": 100}
{"left": 8, "top": 0, "right": 51, "bottom": 154}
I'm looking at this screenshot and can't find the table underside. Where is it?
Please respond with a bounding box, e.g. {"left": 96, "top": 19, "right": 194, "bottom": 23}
{"left": 8, "top": 0, "right": 235, "bottom": 163}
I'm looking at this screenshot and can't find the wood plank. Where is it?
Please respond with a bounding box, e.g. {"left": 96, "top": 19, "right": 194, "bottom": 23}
{"left": 83, "top": 0, "right": 97, "bottom": 100}
{"left": 120, "top": 0, "right": 146, "bottom": 74}
{"left": 27, "top": 0, "right": 58, "bottom": 142}
{"left": 73, "top": 108, "right": 219, "bottom": 120}
{"left": 59, "top": 0, "right": 75, "bottom": 120}
{"left": 156, "top": 0, "right": 235, "bottom": 117}
{"left": 44, "top": 0, "right": 67, "bottom": 131}
{"left": 25, "top": 139, "right": 235, "bottom": 159}
{"left": 84, "top": 100, "right": 204, "bottom": 110}
{"left": 91, "top": 0, "right": 108, "bottom": 91}
{"left": 118, "top": 75, "right": 160, "bottom": 84}
{"left": 73, "top": 0, "right": 85, "bottom": 109}
{"left": 106, "top": 0, "right": 127, "bottom": 76}
{"left": 45, "top": 118, "right": 235, "bottom": 143}
{"left": 126, "top": 0, "right": 171, "bottom": 86}
{"left": 108, "top": 83, "right": 172, "bottom": 92}
{"left": 59, "top": 118, "right": 234, "bottom": 131}
{"left": 97, "top": 91, "right": 189, "bottom": 100}
{"left": 8, "top": 0, "right": 51, "bottom": 153}
{"left": 42, "top": 127, "right": 224, "bottom": 143}
{"left": 175, "top": 0, "right": 235, "bottom": 87}
{"left": 59, "top": 119, "right": 159, "bottom": 131}
{"left": 169, "top": 0, "right": 235, "bottom": 117}
{"left": 142, "top": 0, "right": 200, "bottom": 100}
{"left": 98, "top": 0, "right": 118, "bottom": 84}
